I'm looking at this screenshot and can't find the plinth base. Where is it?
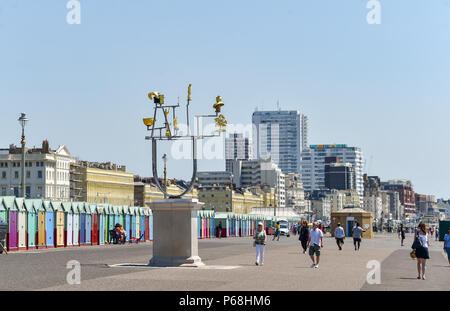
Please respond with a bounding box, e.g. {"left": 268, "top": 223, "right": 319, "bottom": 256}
{"left": 148, "top": 255, "right": 205, "bottom": 267}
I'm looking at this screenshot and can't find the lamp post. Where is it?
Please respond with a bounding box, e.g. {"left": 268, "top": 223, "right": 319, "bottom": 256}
{"left": 162, "top": 153, "right": 168, "bottom": 199}
{"left": 18, "top": 113, "right": 28, "bottom": 198}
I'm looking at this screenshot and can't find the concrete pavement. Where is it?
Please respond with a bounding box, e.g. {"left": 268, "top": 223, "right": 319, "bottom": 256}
{"left": 0, "top": 233, "right": 448, "bottom": 291}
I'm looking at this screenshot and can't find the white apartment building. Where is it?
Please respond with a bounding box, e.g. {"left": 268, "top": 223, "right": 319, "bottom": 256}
{"left": 252, "top": 110, "right": 308, "bottom": 174}
{"left": 0, "top": 141, "right": 74, "bottom": 200}
{"left": 300, "top": 144, "right": 364, "bottom": 201}
{"left": 232, "top": 158, "right": 285, "bottom": 207}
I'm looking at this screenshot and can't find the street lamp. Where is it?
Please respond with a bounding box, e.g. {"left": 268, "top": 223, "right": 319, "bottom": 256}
{"left": 162, "top": 153, "right": 168, "bottom": 199}
{"left": 18, "top": 113, "right": 28, "bottom": 198}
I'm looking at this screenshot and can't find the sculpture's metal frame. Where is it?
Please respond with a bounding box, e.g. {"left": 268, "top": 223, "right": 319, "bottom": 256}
{"left": 144, "top": 85, "right": 226, "bottom": 199}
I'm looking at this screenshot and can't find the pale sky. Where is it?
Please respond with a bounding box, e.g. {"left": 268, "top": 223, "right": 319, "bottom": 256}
{"left": 0, "top": 0, "right": 449, "bottom": 198}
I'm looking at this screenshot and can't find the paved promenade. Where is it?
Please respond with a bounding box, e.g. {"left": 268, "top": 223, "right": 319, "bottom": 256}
{"left": 0, "top": 233, "right": 448, "bottom": 291}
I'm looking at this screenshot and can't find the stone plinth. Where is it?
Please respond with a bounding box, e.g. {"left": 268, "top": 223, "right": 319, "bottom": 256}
{"left": 148, "top": 198, "right": 205, "bottom": 267}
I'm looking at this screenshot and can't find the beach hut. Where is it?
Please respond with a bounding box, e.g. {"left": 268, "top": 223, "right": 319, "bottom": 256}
{"left": 0, "top": 197, "right": 7, "bottom": 224}
{"left": 136, "top": 207, "right": 142, "bottom": 240}
{"left": 62, "top": 202, "right": 73, "bottom": 247}
{"left": 112, "top": 205, "right": 120, "bottom": 227}
{"left": 79, "top": 203, "right": 86, "bottom": 245}
{"left": 119, "top": 206, "right": 126, "bottom": 228}
{"left": 90, "top": 204, "right": 98, "bottom": 245}
{"left": 149, "top": 208, "right": 154, "bottom": 241}
{"left": 2, "top": 196, "right": 18, "bottom": 251}
{"left": 24, "top": 199, "right": 37, "bottom": 249}
{"left": 139, "top": 207, "right": 145, "bottom": 241}
{"left": 85, "top": 203, "right": 92, "bottom": 245}
{"left": 34, "top": 199, "right": 46, "bottom": 248}
{"left": 130, "top": 206, "right": 137, "bottom": 240}
{"left": 52, "top": 201, "right": 65, "bottom": 248}
{"left": 214, "top": 213, "right": 230, "bottom": 238}
{"left": 123, "top": 205, "right": 130, "bottom": 242}
{"left": 43, "top": 200, "right": 54, "bottom": 248}
{"left": 144, "top": 207, "right": 150, "bottom": 241}
{"left": 209, "top": 210, "right": 215, "bottom": 238}
{"left": 107, "top": 205, "right": 115, "bottom": 243}
{"left": 97, "top": 204, "right": 106, "bottom": 245}
{"left": 72, "top": 202, "right": 80, "bottom": 247}
{"left": 16, "top": 197, "right": 27, "bottom": 251}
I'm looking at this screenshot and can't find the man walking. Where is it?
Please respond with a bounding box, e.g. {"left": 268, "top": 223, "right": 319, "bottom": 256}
{"left": 352, "top": 222, "right": 365, "bottom": 251}
{"left": 308, "top": 221, "right": 323, "bottom": 268}
{"left": 334, "top": 223, "right": 345, "bottom": 250}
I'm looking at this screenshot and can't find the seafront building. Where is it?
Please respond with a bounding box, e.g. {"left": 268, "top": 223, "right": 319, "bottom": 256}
{"left": 252, "top": 110, "right": 308, "bottom": 174}
{"left": 0, "top": 140, "right": 74, "bottom": 200}
{"left": 70, "top": 161, "right": 134, "bottom": 205}
{"left": 300, "top": 144, "right": 364, "bottom": 202}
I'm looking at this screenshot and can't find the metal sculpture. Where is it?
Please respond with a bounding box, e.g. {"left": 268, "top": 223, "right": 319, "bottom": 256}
{"left": 143, "top": 84, "right": 227, "bottom": 199}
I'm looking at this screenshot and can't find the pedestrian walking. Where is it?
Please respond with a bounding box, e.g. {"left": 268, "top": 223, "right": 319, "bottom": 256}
{"left": 218, "top": 221, "right": 223, "bottom": 239}
{"left": 414, "top": 222, "right": 430, "bottom": 280}
{"left": 253, "top": 222, "right": 266, "bottom": 266}
{"left": 400, "top": 224, "right": 406, "bottom": 247}
{"left": 443, "top": 228, "right": 450, "bottom": 265}
{"left": 435, "top": 228, "right": 439, "bottom": 242}
{"left": 352, "top": 222, "right": 365, "bottom": 251}
{"left": 272, "top": 222, "right": 281, "bottom": 241}
{"left": 299, "top": 219, "right": 309, "bottom": 254}
{"left": 308, "top": 221, "right": 323, "bottom": 268}
{"left": 334, "top": 223, "right": 345, "bottom": 250}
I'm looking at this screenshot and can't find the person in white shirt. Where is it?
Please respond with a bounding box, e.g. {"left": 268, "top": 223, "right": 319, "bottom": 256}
{"left": 307, "top": 221, "right": 324, "bottom": 268}
{"left": 415, "top": 222, "right": 430, "bottom": 280}
{"left": 334, "top": 223, "right": 345, "bottom": 250}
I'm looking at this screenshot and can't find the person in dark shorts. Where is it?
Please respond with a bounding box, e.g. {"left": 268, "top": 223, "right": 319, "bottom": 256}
{"left": 299, "top": 219, "right": 310, "bottom": 254}
{"left": 307, "top": 221, "right": 323, "bottom": 268}
{"left": 334, "top": 223, "right": 345, "bottom": 250}
{"left": 352, "top": 222, "right": 365, "bottom": 251}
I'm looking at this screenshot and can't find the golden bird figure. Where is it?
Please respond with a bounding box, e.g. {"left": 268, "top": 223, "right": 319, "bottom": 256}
{"left": 148, "top": 92, "right": 164, "bottom": 105}
{"left": 148, "top": 92, "right": 160, "bottom": 100}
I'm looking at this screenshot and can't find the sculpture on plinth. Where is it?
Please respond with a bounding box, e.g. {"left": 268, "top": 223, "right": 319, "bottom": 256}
{"left": 143, "top": 84, "right": 226, "bottom": 267}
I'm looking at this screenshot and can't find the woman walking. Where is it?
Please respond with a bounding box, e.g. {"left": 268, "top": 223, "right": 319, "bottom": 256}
{"left": 415, "top": 222, "right": 430, "bottom": 280}
{"left": 299, "top": 219, "right": 310, "bottom": 254}
{"left": 254, "top": 222, "right": 266, "bottom": 266}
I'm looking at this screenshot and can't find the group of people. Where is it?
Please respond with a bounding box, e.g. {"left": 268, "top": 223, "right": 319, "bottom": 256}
{"left": 333, "top": 222, "right": 366, "bottom": 251}
{"left": 252, "top": 219, "right": 367, "bottom": 268}
{"left": 253, "top": 217, "right": 450, "bottom": 279}
{"left": 112, "top": 223, "right": 127, "bottom": 244}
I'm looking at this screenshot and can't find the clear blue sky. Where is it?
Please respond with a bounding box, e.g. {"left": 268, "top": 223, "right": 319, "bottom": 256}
{"left": 0, "top": 0, "right": 449, "bottom": 198}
